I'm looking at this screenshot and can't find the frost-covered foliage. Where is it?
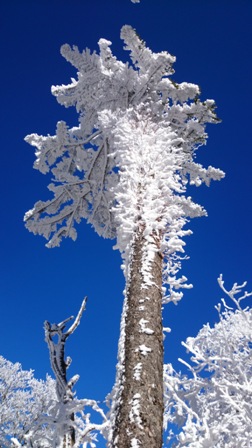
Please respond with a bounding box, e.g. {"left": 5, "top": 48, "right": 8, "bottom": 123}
{"left": 25, "top": 26, "right": 224, "bottom": 302}
{"left": 0, "top": 356, "right": 56, "bottom": 447}
{"left": 163, "top": 276, "right": 252, "bottom": 447}
{"left": 0, "top": 355, "right": 108, "bottom": 447}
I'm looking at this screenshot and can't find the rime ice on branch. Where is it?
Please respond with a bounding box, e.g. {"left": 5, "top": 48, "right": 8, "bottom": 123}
{"left": 163, "top": 277, "right": 252, "bottom": 448}
{"left": 25, "top": 26, "right": 224, "bottom": 447}
{"left": 44, "top": 298, "right": 87, "bottom": 404}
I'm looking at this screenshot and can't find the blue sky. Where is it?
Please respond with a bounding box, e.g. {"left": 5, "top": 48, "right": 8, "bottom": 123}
{"left": 1, "top": 0, "right": 252, "bottom": 429}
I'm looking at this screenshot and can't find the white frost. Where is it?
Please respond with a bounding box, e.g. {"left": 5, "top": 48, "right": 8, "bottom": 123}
{"left": 133, "top": 363, "right": 142, "bottom": 381}
{"left": 129, "top": 393, "right": 142, "bottom": 427}
{"left": 138, "top": 344, "right": 152, "bottom": 356}
{"left": 139, "top": 318, "right": 154, "bottom": 335}
{"left": 131, "top": 438, "right": 140, "bottom": 447}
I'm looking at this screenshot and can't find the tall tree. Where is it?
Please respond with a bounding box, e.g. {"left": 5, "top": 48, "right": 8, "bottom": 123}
{"left": 24, "top": 26, "right": 224, "bottom": 447}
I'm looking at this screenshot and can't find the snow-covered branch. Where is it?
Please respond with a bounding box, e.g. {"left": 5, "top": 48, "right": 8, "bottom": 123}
{"left": 44, "top": 297, "right": 87, "bottom": 403}
{"left": 44, "top": 298, "right": 87, "bottom": 446}
{"left": 163, "top": 278, "right": 252, "bottom": 447}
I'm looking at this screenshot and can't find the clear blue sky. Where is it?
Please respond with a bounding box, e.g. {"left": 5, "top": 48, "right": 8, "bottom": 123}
{"left": 1, "top": 0, "right": 252, "bottom": 428}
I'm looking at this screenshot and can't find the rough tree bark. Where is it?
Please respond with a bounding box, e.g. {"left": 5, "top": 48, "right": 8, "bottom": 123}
{"left": 112, "top": 231, "right": 164, "bottom": 448}
{"left": 44, "top": 298, "right": 87, "bottom": 448}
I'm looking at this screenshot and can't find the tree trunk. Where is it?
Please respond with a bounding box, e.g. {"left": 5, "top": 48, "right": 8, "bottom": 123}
{"left": 112, "top": 231, "right": 164, "bottom": 448}
{"left": 62, "top": 413, "right": 75, "bottom": 448}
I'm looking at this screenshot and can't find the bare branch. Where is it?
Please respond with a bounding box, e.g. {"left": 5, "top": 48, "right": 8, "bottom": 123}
{"left": 65, "top": 297, "right": 87, "bottom": 337}
{"left": 44, "top": 298, "right": 88, "bottom": 447}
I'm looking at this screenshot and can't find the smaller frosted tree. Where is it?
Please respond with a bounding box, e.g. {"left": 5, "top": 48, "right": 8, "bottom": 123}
{"left": 0, "top": 301, "right": 108, "bottom": 448}
{"left": 0, "top": 356, "right": 56, "bottom": 447}
{"left": 43, "top": 298, "right": 109, "bottom": 448}
{"left": 164, "top": 276, "right": 252, "bottom": 448}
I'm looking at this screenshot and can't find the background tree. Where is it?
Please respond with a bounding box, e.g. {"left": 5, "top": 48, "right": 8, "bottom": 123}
{"left": 24, "top": 26, "right": 224, "bottom": 447}
{"left": 43, "top": 297, "right": 108, "bottom": 448}
{"left": 0, "top": 355, "right": 56, "bottom": 447}
{"left": 0, "top": 302, "right": 107, "bottom": 448}
{"left": 44, "top": 297, "right": 85, "bottom": 448}
{"left": 164, "top": 276, "right": 252, "bottom": 448}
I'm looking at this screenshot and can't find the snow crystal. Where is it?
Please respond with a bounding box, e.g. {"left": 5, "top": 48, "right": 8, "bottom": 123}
{"left": 139, "top": 318, "right": 154, "bottom": 335}
{"left": 131, "top": 438, "right": 140, "bottom": 448}
{"left": 129, "top": 393, "right": 142, "bottom": 427}
{"left": 138, "top": 345, "right": 152, "bottom": 356}
{"left": 133, "top": 363, "right": 142, "bottom": 381}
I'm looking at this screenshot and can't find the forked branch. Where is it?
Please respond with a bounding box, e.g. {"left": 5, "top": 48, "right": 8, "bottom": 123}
{"left": 44, "top": 297, "right": 87, "bottom": 447}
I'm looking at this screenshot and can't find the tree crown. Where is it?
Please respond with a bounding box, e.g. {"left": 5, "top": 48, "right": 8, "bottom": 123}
{"left": 25, "top": 26, "right": 224, "bottom": 301}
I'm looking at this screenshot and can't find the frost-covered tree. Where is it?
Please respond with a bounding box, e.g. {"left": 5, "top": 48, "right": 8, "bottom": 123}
{"left": 43, "top": 299, "right": 88, "bottom": 448}
{"left": 24, "top": 26, "right": 224, "bottom": 447}
{"left": 43, "top": 298, "right": 108, "bottom": 448}
{"left": 164, "top": 276, "right": 252, "bottom": 447}
{"left": 0, "top": 355, "right": 56, "bottom": 447}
